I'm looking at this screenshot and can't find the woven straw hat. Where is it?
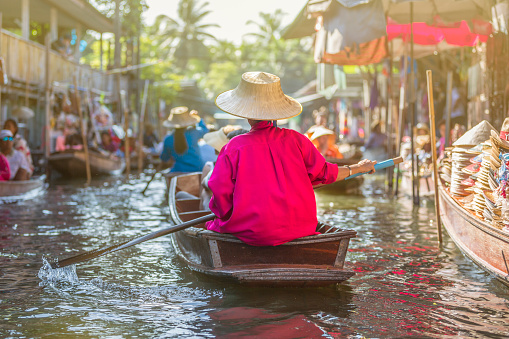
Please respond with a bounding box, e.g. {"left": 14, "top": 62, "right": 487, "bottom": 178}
{"left": 310, "top": 126, "right": 334, "bottom": 140}
{"left": 163, "top": 107, "right": 200, "bottom": 128}
{"left": 453, "top": 120, "right": 498, "bottom": 147}
{"left": 215, "top": 72, "right": 302, "bottom": 120}
{"left": 203, "top": 129, "right": 229, "bottom": 152}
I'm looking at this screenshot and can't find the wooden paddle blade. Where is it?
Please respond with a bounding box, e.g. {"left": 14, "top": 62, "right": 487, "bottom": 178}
{"left": 393, "top": 156, "right": 403, "bottom": 165}
{"left": 50, "top": 214, "right": 216, "bottom": 269}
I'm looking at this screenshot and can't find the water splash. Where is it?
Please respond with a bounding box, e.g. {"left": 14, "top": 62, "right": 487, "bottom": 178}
{"left": 37, "top": 257, "right": 80, "bottom": 286}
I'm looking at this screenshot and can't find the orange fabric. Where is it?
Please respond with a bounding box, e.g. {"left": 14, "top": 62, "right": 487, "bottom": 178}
{"left": 320, "top": 36, "right": 388, "bottom": 66}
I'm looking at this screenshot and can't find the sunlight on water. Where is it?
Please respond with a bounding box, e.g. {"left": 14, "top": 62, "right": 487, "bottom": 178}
{"left": 37, "top": 257, "right": 80, "bottom": 286}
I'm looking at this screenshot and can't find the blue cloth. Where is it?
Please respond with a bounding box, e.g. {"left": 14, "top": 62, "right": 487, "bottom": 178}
{"left": 160, "top": 119, "right": 208, "bottom": 172}
{"left": 199, "top": 141, "right": 218, "bottom": 163}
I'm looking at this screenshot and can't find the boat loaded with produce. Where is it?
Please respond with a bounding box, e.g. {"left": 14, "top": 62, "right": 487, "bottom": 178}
{"left": 438, "top": 119, "right": 509, "bottom": 286}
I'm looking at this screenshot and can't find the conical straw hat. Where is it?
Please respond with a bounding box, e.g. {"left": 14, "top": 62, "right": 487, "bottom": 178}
{"left": 310, "top": 126, "right": 334, "bottom": 140}
{"left": 203, "top": 129, "right": 229, "bottom": 152}
{"left": 215, "top": 72, "right": 302, "bottom": 120}
{"left": 163, "top": 106, "right": 200, "bottom": 128}
{"left": 453, "top": 120, "right": 498, "bottom": 147}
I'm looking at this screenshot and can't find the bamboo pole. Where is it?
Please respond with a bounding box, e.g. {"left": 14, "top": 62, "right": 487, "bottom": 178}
{"left": 394, "top": 45, "right": 409, "bottom": 196}
{"left": 426, "top": 70, "right": 443, "bottom": 244}
{"left": 44, "top": 34, "right": 51, "bottom": 179}
{"left": 74, "top": 75, "right": 91, "bottom": 184}
{"left": 120, "top": 90, "right": 130, "bottom": 177}
{"left": 138, "top": 80, "right": 149, "bottom": 174}
{"left": 444, "top": 71, "right": 453, "bottom": 148}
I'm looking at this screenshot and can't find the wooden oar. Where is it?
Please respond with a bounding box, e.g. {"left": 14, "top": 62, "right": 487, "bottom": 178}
{"left": 50, "top": 214, "right": 215, "bottom": 269}
{"left": 343, "top": 156, "right": 403, "bottom": 180}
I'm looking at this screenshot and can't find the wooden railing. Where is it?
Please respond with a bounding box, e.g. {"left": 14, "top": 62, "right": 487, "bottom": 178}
{"left": 1, "top": 29, "right": 127, "bottom": 95}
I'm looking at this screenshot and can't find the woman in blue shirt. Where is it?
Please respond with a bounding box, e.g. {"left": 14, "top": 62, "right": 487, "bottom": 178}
{"left": 160, "top": 107, "right": 209, "bottom": 173}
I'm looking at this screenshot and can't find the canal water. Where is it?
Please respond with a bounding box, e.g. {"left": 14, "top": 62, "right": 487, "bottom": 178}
{"left": 1, "top": 175, "right": 508, "bottom": 338}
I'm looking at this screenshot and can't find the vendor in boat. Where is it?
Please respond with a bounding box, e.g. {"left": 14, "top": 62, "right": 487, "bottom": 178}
{"left": 100, "top": 130, "right": 120, "bottom": 154}
{"left": 160, "top": 107, "right": 209, "bottom": 173}
{"left": 0, "top": 130, "right": 31, "bottom": 181}
{"left": 305, "top": 107, "right": 329, "bottom": 138}
{"left": 3, "top": 119, "right": 34, "bottom": 176}
{"left": 206, "top": 72, "right": 376, "bottom": 246}
{"left": 310, "top": 126, "right": 343, "bottom": 159}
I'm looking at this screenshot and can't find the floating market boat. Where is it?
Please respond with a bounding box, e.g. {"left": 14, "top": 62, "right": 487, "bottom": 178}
{"left": 48, "top": 149, "right": 125, "bottom": 178}
{"left": 0, "top": 175, "right": 45, "bottom": 200}
{"left": 168, "top": 172, "right": 357, "bottom": 287}
{"left": 438, "top": 180, "right": 509, "bottom": 286}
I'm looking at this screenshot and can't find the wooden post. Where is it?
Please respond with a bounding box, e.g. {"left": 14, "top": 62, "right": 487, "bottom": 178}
{"left": 50, "top": 7, "right": 58, "bottom": 42}
{"left": 99, "top": 33, "right": 104, "bottom": 71}
{"left": 21, "top": 0, "right": 29, "bottom": 40}
{"left": 74, "top": 76, "right": 91, "bottom": 184}
{"left": 445, "top": 71, "right": 453, "bottom": 148}
{"left": 25, "top": 42, "right": 30, "bottom": 106}
{"left": 409, "top": 2, "right": 419, "bottom": 205}
{"left": 138, "top": 80, "right": 149, "bottom": 174}
{"left": 426, "top": 70, "right": 443, "bottom": 244}
{"left": 394, "top": 48, "right": 408, "bottom": 196}
{"left": 44, "top": 34, "right": 51, "bottom": 178}
{"left": 120, "top": 90, "right": 130, "bottom": 177}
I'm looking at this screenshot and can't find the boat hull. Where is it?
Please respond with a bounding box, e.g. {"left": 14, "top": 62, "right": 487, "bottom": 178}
{"left": 0, "top": 176, "right": 45, "bottom": 197}
{"left": 438, "top": 181, "right": 509, "bottom": 286}
{"left": 49, "top": 150, "right": 125, "bottom": 178}
{"left": 169, "top": 173, "right": 357, "bottom": 287}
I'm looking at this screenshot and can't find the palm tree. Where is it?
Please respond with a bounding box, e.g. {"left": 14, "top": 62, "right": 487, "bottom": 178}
{"left": 150, "top": 0, "right": 219, "bottom": 69}
{"left": 244, "top": 9, "right": 286, "bottom": 44}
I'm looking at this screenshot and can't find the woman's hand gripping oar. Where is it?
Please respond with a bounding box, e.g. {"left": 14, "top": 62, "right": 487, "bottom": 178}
{"left": 50, "top": 214, "right": 216, "bottom": 269}
{"left": 314, "top": 157, "right": 403, "bottom": 189}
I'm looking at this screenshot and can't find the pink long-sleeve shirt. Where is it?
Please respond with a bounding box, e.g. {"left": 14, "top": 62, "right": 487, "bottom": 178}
{"left": 206, "top": 121, "right": 339, "bottom": 246}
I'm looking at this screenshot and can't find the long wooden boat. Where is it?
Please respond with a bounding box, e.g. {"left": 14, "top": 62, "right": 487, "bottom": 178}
{"left": 438, "top": 180, "right": 509, "bottom": 286}
{"left": 169, "top": 172, "right": 357, "bottom": 287}
{"left": 0, "top": 175, "right": 45, "bottom": 198}
{"left": 48, "top": 149, "right": 125, "bottom": 178}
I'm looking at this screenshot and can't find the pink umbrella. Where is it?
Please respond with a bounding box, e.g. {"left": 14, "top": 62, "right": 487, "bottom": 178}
{"left": 387, "top": 18, "right": 492, "bottom": 47}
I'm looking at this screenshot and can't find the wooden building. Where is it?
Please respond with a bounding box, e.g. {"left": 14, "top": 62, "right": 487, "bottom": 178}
{"left": 0, "top": 0, "right": 128, "bottom": 154}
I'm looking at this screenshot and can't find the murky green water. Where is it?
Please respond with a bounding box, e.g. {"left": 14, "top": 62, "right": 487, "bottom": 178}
{"left": 1, "top": 175, "right": 508, "bottom": 338}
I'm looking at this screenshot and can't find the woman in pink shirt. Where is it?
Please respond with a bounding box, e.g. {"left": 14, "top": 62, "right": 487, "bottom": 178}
{"left": 206, "top": 72, "right": 376, "bottom": 246}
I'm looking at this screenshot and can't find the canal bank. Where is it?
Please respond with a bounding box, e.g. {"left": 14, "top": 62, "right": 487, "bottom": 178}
{"left": 1, "top": 176, "right": 508, "bottom": 338}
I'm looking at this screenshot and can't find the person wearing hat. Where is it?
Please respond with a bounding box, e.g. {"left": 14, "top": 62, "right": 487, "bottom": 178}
{"left": 305, "top": 107, "right": 329, "bottom": 139}
{"left": 3, "top": 119, "right": 34, "bottom": 175}
{"left": 310, "top": 126, "right": 343, "bottom": 159}
{"left": 0, "top": 129, "right": 30, "bottom": 181}
{"left": 206, "top": 72, "right": 377, "bottom": 246}
{"left": 160, "top": 107, "right": 209, "bottom": 173}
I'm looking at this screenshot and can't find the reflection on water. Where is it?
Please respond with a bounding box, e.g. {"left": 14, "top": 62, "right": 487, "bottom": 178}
{"left": 1, "top": 174, "right": 509, "bottom": 338}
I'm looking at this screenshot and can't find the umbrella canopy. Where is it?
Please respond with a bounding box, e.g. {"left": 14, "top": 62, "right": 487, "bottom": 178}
{"left": 383, "top": 0, "right": 492, "bottom": 24}
{"left": 387, "top": 19, "right": 492, "bottom": 46}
